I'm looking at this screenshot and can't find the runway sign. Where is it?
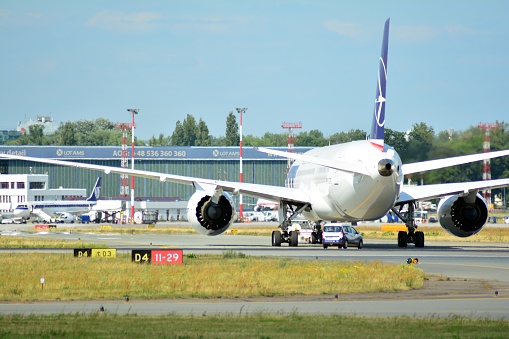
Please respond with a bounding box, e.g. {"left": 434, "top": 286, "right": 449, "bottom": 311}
{"left": 152, "top": 249, "right": 183, "bottom": 265}
{"left": 73, "top": 248, "right": 116, "bottom": 258}
{"left": 132, "top": 249, "right": 183, "bottom": 265}
{"left": 91, "top": 249, "right": 117, "bottom": 258}
{"left": 35, "top": 224, "right": 57, "bottom": 230}
{"left": 132, "top": 250, "right": 151, "bottom": 263}
{"left": 74, "top": 248, "right": 92, "bottom": 257}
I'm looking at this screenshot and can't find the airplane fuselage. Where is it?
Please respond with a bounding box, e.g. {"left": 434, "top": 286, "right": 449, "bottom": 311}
{"left": 30, "top": 201, "right": 96, "bottom": 216}
{"left": 0, "top": 204, "right": 31, "bottom": 222}
{"left": 289, "top": 140, "right": 402, "bottom": 222}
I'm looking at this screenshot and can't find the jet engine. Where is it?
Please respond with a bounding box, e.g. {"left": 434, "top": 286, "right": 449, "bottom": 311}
{"left": 186, "top": 190, "right": 236, "bottom": 236}
{"left": 437, "top": 193, "right": 488, "bottom": 237}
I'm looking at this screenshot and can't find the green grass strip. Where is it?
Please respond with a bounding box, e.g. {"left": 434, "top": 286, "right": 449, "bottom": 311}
{"left": 0, "top": 252, "right": 424, "bottom": 301}
{"left": 0, "top": 314, "right": 508, "bottom": 338}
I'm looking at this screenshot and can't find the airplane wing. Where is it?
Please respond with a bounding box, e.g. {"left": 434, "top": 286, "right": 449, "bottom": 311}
{"left": 402, "top": 150, "right": 509, "bottom": 175}
{"left": 0, "top": 212, "right": 14, "bottom": 219}
{"left": 0, "top": 154, "right": 311, "bottom": 206}
{"left": 397, "top": 178, "right": 509, "bottom": 204}
{"left": 255, "top": 147, "right": 369, "bottom": 175}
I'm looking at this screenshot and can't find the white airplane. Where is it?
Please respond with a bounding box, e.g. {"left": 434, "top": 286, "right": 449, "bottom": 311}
{"left": 1, "top": 18, "right": 509, "bottom": 247}
{"left": 0, "top": 204, "right": 31, "bottom": 224}
{"left": 254, "top": 198, "right": 278, "bottom": 211}
{"left": 28, "top": 177, "right": 101, "bottom": 221}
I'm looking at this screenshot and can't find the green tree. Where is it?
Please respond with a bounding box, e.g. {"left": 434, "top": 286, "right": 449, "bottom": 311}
{"left": 181, "top": 114, "right": 198, "bottom": 146}
{"left": 73, "top": 120, "right": 97, "bottom": 145}
{"left": 328, "top": 129, "right": 367, "bottom": 144}
{"left": 244, "top": 132, "right": 288, "bottom": 147}
{"left": 28, "top": 125, "right": 45, "bottom": 145}
{"left": 401, "top": 122, "right": 434, "bottom": 163}
{"left": 171, "top": 121, "right": 185, "bottom": 146}
{"left": 385, "top": 128, "right": 407, "bottom": 154}
{"left": 59, "top": 122, "right": 77, "bottom": 145}
{"left": 94, "top": 118, "right": 115, "bottom": 131}
{"left": 196, "top": 119, "right": 211, "bottom": 146}
{"left": 296, "top": 130, "right": 326, "bottom": 146}
{"left": 148, "top": 133, "right": 168, "bottom": 146}
{"left": 225, "top": 112, "right": 239, "bottom": 146}
{"left": 210, "top": 135, "right": 225, "bottom": 146}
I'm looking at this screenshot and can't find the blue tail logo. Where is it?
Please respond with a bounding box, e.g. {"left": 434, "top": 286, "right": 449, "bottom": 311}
{"left": 87, "top": 177, "right": 101, "bottom": 202}
{"left": 370, "top": 18, "right": 390, "bottom": 151}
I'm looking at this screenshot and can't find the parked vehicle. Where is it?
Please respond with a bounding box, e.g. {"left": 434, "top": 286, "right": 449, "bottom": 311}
{"left": 80, "top": 214, "right": 91, "bottom": 224}
{"left": 55, "top": 212, "right": 75, "bottom": 223}
{"left": 322, "top": 223, "right": 363, "bottom": 249}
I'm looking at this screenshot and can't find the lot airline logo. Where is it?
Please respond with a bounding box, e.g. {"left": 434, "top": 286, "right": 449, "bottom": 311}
{"left": 56, "top": 148, "right": 85, "bottom": 157}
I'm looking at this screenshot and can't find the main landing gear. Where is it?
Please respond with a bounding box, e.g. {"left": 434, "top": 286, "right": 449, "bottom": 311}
{"left": 271, "top": 201, "right": 310, "bottom": 247}
{"left": 392, "top": 203, "right": 425, "bottom": 248}
{"left": 271, "top": 228, "right": 299, "bottom": 247}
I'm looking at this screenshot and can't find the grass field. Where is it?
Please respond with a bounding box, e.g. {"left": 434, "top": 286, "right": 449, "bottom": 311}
{"left": 0, "top": 252, "right": 424, "bottom": 301}
{"left": 1, "top": 314, "right": 508, "bottom": 338}
{"left": 18, "top": 222, "right": 509, "bottom": 243}
{"left": 354, "top": 225, "right": 509, "bottom": 243}
{"left": 2, "top": 223, "right": 508, "bottom": 251}
{"left": 1, "top": 227, "right": 507, "bottom": 337}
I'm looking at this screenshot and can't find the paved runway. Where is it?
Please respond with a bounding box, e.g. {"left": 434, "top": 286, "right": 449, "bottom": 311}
{"left": 1, "top": 224, "right": 509, "bottom": 318}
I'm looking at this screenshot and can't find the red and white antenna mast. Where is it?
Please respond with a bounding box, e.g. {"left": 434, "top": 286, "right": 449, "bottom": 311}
{"left": 114, "top": 122, "right": 132, "bottom": 197}
{"left": 236, "top": 107, "right": 247, "bottom": 222}
{"left": 478, "top": 122, "right": 499, "bottom": 204}
{"left": 281, "top": 121, "right": 302, "bottom": 172}
{"left": 127, "top": 109, "right": 139, "bottom": 224}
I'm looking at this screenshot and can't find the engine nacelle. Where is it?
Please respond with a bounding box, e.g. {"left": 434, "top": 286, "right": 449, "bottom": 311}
{"left": 437, "top": 193, "right": 488, "bottom": 238}
{"left": 186, "top": 190, "right": 236, "bottom": 236}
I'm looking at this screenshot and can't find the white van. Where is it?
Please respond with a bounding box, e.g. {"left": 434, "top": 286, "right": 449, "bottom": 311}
{"left": 55, "top": 212, "right": 76, "bottom": 223}
{"left": 322, "top": 222, "right": 363, "bottom": 249}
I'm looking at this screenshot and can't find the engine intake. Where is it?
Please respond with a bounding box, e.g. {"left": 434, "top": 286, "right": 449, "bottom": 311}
{"left": 187, "top": 190, "right": 236, "bottom": 236}
{"left": 378, "top": 159, "right": 394, "bottom": 177}
{"left": 437, "top": 193, "right": 488, "bottom": 238}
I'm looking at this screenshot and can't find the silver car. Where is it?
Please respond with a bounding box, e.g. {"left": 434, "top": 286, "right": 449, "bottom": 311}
{"left": 322, "top": 223, "right": 363, "bottom": 249}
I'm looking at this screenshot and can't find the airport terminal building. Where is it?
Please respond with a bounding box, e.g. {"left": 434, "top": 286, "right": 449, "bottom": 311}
{"left": 0, "top": 146, "right": 313, "bottom": 208}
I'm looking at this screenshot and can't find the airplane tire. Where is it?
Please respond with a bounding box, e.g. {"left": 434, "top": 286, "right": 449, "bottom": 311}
{"left": 311, "top": 232, "right": 317, "bottom": 244}
{"left": 398, "top": 231, "right": 408, "bottom": 247}
{"left": 415, "top": 231, "right": 425, "bottom": 248}
{"left": 272, "top": 231, "right": 282, "bottom": 247}
{"left": 289, "top": 231, "right": 298, "bottom": 247}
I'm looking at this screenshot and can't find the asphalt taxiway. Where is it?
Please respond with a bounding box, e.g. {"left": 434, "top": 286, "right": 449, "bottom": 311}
{"left": 1, "top": 223, "right": 508, "bottom": 318}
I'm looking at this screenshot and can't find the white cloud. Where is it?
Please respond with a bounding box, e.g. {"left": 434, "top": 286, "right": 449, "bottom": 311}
{"left": 395, "top": 25, "right": 440, "bottom": 43}
{"left": 25, "top": 12, "right": 41, "bottom": 19}
{"left": 322, "top": 20, "right": 367, "bottom": 39}
{"left": 170, "top": 15, "right": 245, "bottom": 35}
{"left": 87, "top": 11, "right": 162, "bottom": 33}
{"left": 0, "top": 9, "right": 11, "bottom": 19}
{"left": 395, "top": 24, "right": 489, "bottom": 43}
{"left": 445, "top": 25, "right": 487, "bottom": 37}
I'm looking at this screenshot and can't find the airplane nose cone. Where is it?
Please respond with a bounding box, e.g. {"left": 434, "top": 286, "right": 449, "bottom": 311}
{"left": 378, "top": 159, "right": 394, "bottom": 177}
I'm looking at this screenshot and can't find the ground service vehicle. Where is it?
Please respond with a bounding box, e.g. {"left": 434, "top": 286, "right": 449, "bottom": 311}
{"left": 322, "top": 223, "right": 363, "bottom": 249}
{"left": 55, "top": 212, "right": 75, "bottom": 223}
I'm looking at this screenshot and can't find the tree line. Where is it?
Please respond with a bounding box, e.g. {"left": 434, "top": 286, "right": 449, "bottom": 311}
{"left": 5, "top": 113, "right": 509, "bottom": 184}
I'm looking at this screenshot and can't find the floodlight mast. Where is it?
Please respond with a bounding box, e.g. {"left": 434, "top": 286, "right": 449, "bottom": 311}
{"left": 127, "top": 108, "right": 139, "bottom": 224}
{"left": 236, "top": 107, "right": 247, "bottom": 221}
{"left": 281, "top": 121, "right": 302, "bottom": 172}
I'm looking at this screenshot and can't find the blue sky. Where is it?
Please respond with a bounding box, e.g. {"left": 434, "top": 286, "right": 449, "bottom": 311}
{"left": 1, "top": 1, "right": 508, "bottom": 141}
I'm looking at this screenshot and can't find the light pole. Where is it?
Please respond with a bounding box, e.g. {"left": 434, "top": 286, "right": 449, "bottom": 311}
{"left": 127, "top": 108, "right": 138, "bottom": 224}
{"left": 236, "top": 107, "right": 247, "bottom": 221}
